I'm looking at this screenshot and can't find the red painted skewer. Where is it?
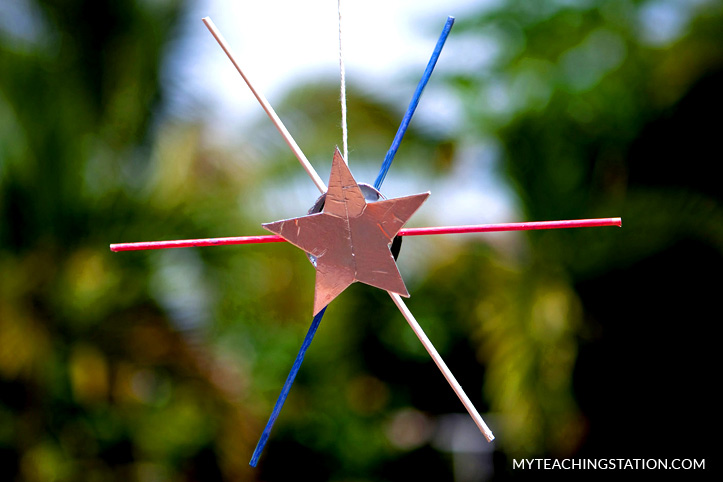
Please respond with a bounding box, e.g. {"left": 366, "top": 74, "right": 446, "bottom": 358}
{"left": 400, "top": 217, "right": 622, "bottom": 236}
{"left": 110, "top": 217, "right": 621, "bottom": 252}
{"left": 110, "top": 234, "right": 286, "bottom": 251}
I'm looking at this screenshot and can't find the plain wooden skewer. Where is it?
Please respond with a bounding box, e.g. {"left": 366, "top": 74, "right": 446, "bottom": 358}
{"left": 202, "top": 16, "right": 327, "bottom": 193}
{"left": 389, "top": 292, "right": 495, "bottom": 441}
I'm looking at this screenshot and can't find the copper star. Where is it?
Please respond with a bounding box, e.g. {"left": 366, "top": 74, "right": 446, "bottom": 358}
{"left": 263, "top": 148, "right": 429, "bottom": 315}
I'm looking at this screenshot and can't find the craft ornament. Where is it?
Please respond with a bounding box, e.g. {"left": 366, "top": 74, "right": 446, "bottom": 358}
{"left": 110, "top": 13, "right": 622, "bottom": 468}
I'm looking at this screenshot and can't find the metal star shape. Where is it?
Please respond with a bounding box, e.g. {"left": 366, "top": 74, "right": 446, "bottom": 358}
{"left": 262, "top": 148, "right": 429, "bottom": 315}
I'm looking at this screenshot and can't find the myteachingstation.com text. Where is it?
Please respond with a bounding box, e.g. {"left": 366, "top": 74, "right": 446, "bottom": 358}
{"left": 513, "top": 458, "right": 705, "bottom": 470}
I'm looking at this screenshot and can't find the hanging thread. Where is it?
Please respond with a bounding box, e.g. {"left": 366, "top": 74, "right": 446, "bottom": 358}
{"left": 338, "top": 0, "right": 349, "bottom": 162}
{"left": 251, "top": 3, "right": 348, "bottom": 466}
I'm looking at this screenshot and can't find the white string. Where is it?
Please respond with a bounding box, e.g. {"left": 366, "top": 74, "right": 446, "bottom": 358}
{"left": 338, "top": 0, "right": 349, "bottom": 164}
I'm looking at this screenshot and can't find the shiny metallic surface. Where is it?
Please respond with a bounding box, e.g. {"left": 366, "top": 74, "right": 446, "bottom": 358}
{"left": 263, "top": 148, "right": 429, "bottom": 315}
{"left": 306, "top": 181, "right": 404, "bottom": 264}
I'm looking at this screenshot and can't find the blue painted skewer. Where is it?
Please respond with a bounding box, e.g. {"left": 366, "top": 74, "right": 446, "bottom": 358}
{"left": 251, "top": 16, "right": 455, "bottom": 467}
{"left": 374, "top": 15, "right": 455, "bottom": 190}
{"left": 250, "top": 306, "right": 327, "bottom": 467}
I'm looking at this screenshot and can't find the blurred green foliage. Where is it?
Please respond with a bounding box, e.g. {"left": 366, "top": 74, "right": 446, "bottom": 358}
{"left": 2, "top": 0, "right": 721, "bottom": 481}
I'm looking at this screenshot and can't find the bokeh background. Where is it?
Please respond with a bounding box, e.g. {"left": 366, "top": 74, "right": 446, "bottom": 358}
{"left": 1, "top": 0, "right": 720, "bottom": 480}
